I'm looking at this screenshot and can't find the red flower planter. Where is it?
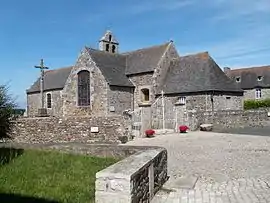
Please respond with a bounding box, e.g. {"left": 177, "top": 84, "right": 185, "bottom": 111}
{"left": 145, "top": 129, "right": 155, "bottom": 137}
{"left": 179, "top": 125, "right": 189, "bottom": 133}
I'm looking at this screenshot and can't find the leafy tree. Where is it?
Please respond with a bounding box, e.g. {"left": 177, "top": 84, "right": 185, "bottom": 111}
{"left": 0, "top": 85, "right": 16, "bottom": 139}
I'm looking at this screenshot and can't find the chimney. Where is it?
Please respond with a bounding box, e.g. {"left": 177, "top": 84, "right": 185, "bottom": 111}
{"left": 223, "top": 67, "right": 231, "bottom": 75}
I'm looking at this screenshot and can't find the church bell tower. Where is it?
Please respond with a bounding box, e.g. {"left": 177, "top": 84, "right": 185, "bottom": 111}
{"left": 99, "top": 30, "right": 119, "bottom": 53}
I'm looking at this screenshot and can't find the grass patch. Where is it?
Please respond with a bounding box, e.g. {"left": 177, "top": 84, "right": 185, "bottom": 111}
{"left": 0, "top": 148, "right": 118, "bottom": 203}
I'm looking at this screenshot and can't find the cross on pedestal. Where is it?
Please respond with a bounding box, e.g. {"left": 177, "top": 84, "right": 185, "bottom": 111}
{"left": 35, "top": 59, "right": 49, "bottom": 116}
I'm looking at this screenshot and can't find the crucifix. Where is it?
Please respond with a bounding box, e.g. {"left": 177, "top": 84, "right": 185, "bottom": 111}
{"left": 35, "top": 59, "right": 49, "bottom": 109}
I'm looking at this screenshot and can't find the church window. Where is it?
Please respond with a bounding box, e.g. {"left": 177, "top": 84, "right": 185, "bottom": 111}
{"left": 78, "top": 70, "right": 90, "bottom": 106}
{"left": 112, "top": 45, "right": 116, "bottom": 53}
{"left": 236, "top": 76, "right": 241, "bottom": 83}
{"left": 108, "top": 34, "right": 112, "bottom": 42}
{"left": 46, "top": 93, "right": 52, "bottom": 109}
{"left": 141, "top": 88, "right": 150, "bottom": 102}
{"left": 105, "top": 44, "right": 110, "bottom": 52}
{"left": 257, "top": 76, "right": 263, "bottom": 81}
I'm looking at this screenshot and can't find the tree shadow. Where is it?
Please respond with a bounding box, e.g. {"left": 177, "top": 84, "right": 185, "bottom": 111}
{"left": 0, "top": 193, "right": 59, "bottom": 203}
{"left": 0, "top": 147, "right": 24, "bottom": 166}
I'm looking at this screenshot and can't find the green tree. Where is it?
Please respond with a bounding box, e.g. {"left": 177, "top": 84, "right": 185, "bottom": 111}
{"left": 0, "top": 85, "right": 16, "bottom": 139}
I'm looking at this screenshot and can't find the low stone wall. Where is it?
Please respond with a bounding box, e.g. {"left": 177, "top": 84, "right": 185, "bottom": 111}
{"left": 11, "top": 116, "right": 131, "bottom": 144}
{"left": 187, "top": 109, "right": 270, "bottom": 130}
{"left": 95, "top": 148, "right": 168, "bottom": 203}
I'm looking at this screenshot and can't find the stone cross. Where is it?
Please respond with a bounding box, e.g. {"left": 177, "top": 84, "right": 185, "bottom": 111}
{"left": 35, "top": 59, "right": 49, "bottom": 109}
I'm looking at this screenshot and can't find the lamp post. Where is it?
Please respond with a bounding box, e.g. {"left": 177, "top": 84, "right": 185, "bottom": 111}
{"left": 35, "top": 59, "right": 49, "bottom": 116}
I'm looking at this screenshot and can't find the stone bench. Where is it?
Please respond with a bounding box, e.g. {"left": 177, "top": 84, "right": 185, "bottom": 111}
{"left": 95, "top": 148, "right": 168, "bottom": 203}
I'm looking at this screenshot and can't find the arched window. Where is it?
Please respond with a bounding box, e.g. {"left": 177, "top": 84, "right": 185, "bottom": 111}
{"left": 105, "top": 44, "right": 110, "bottom": 52}
{"left": 112, "top": 45, "right": 116, "bottom": 53}
{"left": 108, "top": 34, "right": 112, "bottom": 42}
{"left": 78, "top": 70, "right": 90, "bottom": 106}
{"left": 141, "top": 88, "right": 150, "bottom": 102}
{"left": 46, "top": 93, "right": 52, "bottom": 108}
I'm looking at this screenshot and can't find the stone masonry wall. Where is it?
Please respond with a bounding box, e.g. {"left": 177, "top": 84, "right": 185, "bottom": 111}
{"left": 151, "top": 93, "right": 243, "bottom": 130}
{"left": 27, "top": 92, "right": 41, "bottom": 117}
{"left": 11, "top": 116, "right": 131, "bottom": 144}
{"left": 244, "top": 88, "right": 270, "bottom": 100}
{"left": 108, "top": 86, "right": 134, "bottom": 115}
{"left": 187, "top": 110, "right": 270, "bottom": 130}
{"left": 129, "top": 73, "right": 154, "bottom": 108}
{"left": 27, "top": 90, "right": 63, "bottom": 117}
{"left": 95, "top": 148, "right": 168, "bottom": 203}
{"left": 62, "top": 48, "right": 109, "bottom": 117}
{"left": 153, "top": 42, "right": 179, "bottom": 95}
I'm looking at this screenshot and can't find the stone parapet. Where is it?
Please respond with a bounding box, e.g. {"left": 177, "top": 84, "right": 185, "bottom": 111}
{"left": 95, "top": 148, "right": 168, "bottom": 203}
{"left": 187, "top": 109, "right": 270, "bottom": 130}
{"left": 11, "top": 115, "right": 131, "bottom": 144}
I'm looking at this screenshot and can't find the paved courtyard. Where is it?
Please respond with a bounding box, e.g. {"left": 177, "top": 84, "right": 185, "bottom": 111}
{"left": 126, "top": 131, "right": 270, "bottom": 202}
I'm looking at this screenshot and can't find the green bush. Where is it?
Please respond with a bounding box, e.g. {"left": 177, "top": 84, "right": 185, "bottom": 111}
{"left": 244, "top": 99, "right": 270, "bottom": 110}
{"left": 0, "top": 85, "right": 16, "bottom": 139}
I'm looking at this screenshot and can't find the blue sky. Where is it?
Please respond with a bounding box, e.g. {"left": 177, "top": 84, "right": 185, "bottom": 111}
{"left": 0, "top": 0, "right": 270, "bottom": 108}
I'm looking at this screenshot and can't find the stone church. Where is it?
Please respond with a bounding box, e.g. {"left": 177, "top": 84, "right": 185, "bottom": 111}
{"left": 26, "top": 30, "right": 244, "bottom": 132}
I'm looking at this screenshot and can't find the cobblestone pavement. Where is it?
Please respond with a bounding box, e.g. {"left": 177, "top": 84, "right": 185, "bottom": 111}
{"left": 126, "top": 131, "right": 270, "bottom": 202}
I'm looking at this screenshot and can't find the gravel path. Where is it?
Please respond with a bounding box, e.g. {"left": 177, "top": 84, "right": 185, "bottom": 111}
{"left": 126, "top": 131, "right": 270, "bottom": 202}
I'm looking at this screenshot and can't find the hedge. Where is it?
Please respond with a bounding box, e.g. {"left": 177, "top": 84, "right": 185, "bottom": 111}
{"left": 244, "top": 99, "right": 270, "bottom": 110}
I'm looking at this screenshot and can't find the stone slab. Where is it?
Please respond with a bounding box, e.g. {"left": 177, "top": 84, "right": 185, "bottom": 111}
{"left": 164, "top": 176, "right": 198, "bottom": 190}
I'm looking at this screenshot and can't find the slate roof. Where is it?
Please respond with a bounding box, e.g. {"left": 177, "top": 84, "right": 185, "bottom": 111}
{"left": 26, "top": 66, "right": 73, "bottom": 94}
{"left": 162, "top": 52, "right": 243, "bottom": 94}
{"left": 124, "top": 43, "right": 169, "bottom": 75}
{"left": 86, "top": 47, "right": 134, "bottom": 87}
{"left": 226, "top": 66, "right": 270, "bottom": 89}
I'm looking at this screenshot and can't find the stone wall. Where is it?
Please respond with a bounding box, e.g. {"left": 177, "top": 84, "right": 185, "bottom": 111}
{"left": 27, "top": 90, "right": 63, "bottom": 117}
{"left": 62, "top": 48, "right": 109, "bottom": 117}
{"left": 95, "top": 148, "right": 168, "bottom": 203}
{"left": 244, "top": 88, "right": 270, "bottom": 100}
{"left": 108, "top": 86, "right": 134, "bottom": 115}
{"left": 150, "top": 92, "right": 243, "bottom": 130}
{"left": 186, "top": 109, "right": 270, "bottom": 130}
{"left": 27, "top": 92, "right": 41, "bottom": 117}
{"left": 11, "top": 116, "right": 131, "bottom": 144}
{"left": 129, "top": 73, "right": 154, "bottom": 108}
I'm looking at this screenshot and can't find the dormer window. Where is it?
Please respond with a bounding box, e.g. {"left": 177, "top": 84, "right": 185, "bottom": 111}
{"left": 257, "top": 76, "right": 263, "bottom": 81}
{"left": 236, "top": 76, "right": 241, "bottom": 83}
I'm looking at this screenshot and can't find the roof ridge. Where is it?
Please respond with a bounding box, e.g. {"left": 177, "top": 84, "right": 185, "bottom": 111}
{"left": 86, "top": 46, "right": 124, "bottom": 56}
{"left": 230, "top": 65, "right": 270, "bottom": 72}
{"left": 181, "top": 51, "right": 209, "bottom": 58}
{"left": 122, "top": 42, "right": 171, "bottom": 55}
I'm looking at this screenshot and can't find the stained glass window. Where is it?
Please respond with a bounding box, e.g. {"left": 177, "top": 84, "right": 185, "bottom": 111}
{"left": 78, "top": 70, "right": 90, "bottom": 106}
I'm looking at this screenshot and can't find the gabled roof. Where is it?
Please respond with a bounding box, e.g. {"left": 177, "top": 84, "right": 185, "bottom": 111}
{"left": 162, "top": 52, "right": 243, "bottom": 94}
{"left": 26, "top": 66, "right": 73, "bottom": 94}
{"left": 226, "top": 65, "right": 270, "bottom": 89}
{"left": 123, "top": 42, "right": 170, "bottom": 75}
{"left": 86, "top": 47, "right": 134, "bottom": 87}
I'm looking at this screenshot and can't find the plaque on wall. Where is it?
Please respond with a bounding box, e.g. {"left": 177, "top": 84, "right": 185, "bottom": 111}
{"left": 109, "top": 106, "right": 115, "bottom": 112}
{"left": 91, "top": 127, "right": 99, "bottom": 133}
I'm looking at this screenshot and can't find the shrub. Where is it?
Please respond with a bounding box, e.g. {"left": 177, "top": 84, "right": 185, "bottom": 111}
{"left": 0, "top": 85, "right": 16, "bottom": 139}
{"left": 244, "top": 99, "right": 270, "bottom": 110}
